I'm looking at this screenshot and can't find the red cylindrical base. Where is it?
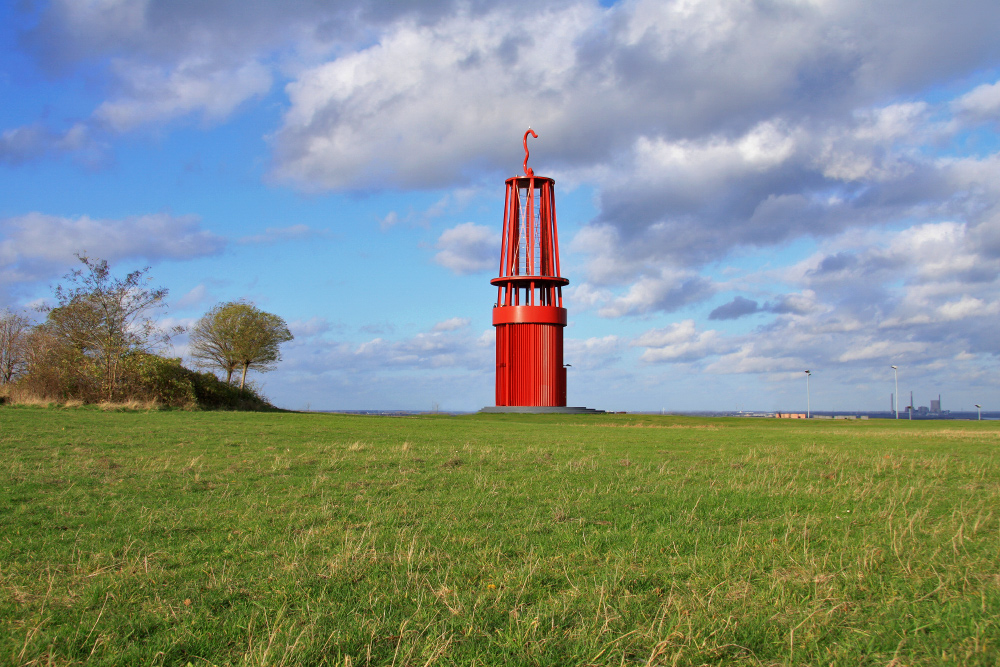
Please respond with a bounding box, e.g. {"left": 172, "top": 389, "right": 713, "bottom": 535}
{"left": 494, "top": 306, "right": 566, "bottom": 406}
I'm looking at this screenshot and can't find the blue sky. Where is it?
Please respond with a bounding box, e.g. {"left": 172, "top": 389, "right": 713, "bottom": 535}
{"left": 2, "top": 0, "right": 999, "bottom": 413}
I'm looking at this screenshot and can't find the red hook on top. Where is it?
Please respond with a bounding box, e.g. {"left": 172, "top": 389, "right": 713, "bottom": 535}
{"left": 523, "top": 128, "right": 538, "bottom": 177}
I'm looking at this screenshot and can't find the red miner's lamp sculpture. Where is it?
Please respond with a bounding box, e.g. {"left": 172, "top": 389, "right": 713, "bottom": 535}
{"left": 490, "top": 130, "right": 569, "bottom": 408}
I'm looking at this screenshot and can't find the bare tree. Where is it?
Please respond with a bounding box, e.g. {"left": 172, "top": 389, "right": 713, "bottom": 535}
{"left": 43, "top": 255, "right": 180, "bottom": 400}
{"left": 0, "top": 309, "right": 33, "bottom": 384}
{"left": 189, "top": 301, "right": 293, "bottom": 389}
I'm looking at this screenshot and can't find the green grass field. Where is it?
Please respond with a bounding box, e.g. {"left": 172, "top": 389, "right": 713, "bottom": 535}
{"left": 2, "top": 408, "right": 998, "bottom": 666}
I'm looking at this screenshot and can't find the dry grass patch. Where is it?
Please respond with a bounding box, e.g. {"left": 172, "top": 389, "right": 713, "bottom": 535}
{"left": 596, "top": 422, "right": 724, "bottom": 430}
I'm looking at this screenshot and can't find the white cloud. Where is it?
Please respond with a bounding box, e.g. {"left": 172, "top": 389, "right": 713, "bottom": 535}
{"left": 290, "top": 326, "right": 491, "bottom": 374}
{"left": 432, "top": 317, "right": 470, "bottom": 332}
{"left": 569, "top": 225, "right": 639, "bottom": 287}
{"left": 564, "top": 335, "right": 621, "bottom": 369}
{"left": 264, "top": 0, "right": 1000, "bottom": 191}
{"left": 937, "top": 296, "right": 996, "bottom": 320}
{"left": 632, "top": 320, "right": 726, "bottom": 363}
{"left": 703, "top": 346, "right": 803, "bottom": 375}
{"left": 633, "top": 319, "right": 701, "bottom": 349}
{"left": 885, "top": 222, "right": 978, "bottom": 281}
{"left": 95, "top": 58, "right": 272, "bottom": 131}
{"left": 838, "top": 340, "right": 928, "bottom": 363}
{"left": 379, "top": 211, "right": 399, "bottom": 231}
{"left": 0, "top": 212, "right": 225, "bottom": 283}
{"left": 0, "top": 121, "right": 109, "bottom": 167}
{"left": 881, "top": 295, "right": 1000, "bottom": 328}
{"left": 272, "top": 6, "right": 597, "bottom": 190}
{"left": 634, "top": 121, "right": 799, "bottom": 183}
{"left": 768, "top": 291, "right": 823, "bottom": 316}
{"left": 175, "top": 284, "right": 210, "bottom": 310}
{"left": 432, "top": 222, "right": 498, "bottom": 275}
{"left": 598, "top": 270, "right": 714, "bottom": 318}
{"left": 815, "top": 102, "right": 930, "bottom": 182}
{"left": 565, "top": 283, "right": 611, "bottom": 310}
{"left": 953, "top": 80, "right": 1000, "bottom": 121}
{"left": 0, "top": 125, "right": 52, "bottom": 165}
{"left": 288, "top": 317, "right": 332, "bottom": 338}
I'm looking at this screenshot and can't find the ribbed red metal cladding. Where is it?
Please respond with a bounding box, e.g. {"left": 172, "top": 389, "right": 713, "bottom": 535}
{"left": 491, "top": 149, "right": 569, "bottom": 406}
{"left": 495, "top": 323, "right": 563, "bottom": 406}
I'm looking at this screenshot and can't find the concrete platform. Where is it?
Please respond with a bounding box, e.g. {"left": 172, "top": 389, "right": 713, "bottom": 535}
{"left": 479, "top": 406, "right": 606, "bottom": 414}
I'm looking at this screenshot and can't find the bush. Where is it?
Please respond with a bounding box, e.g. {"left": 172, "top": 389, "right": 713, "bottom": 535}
{"left": 188, "top": 369, "right": 275, "bottom": 411}
{"left": 12, "top": 350, "right": 277, "bottom": 411}
{"left": 15, "top": 329, "right": 101, "bottom": 402}
{"left": 129, "top": 354, "right": 198, "bottom": 408}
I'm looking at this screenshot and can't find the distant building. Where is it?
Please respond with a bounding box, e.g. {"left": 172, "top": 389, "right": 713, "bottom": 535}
{"left": 775, "top": 413, "right": 807, "bottom": 419}
{"left": 931, "top": 396, "right": 941, "bottom": 413}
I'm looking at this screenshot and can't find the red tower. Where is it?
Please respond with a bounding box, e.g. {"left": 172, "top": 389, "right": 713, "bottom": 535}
{"left": 491, "top": 130, "right": 568, "bottom": 406}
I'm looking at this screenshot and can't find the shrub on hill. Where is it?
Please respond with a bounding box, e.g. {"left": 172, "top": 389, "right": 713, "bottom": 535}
{"left": 0, "top": 255, "right": 282, "bottom": 411}
{"left": 187, "top": 365, "right": 275, "bottom": 411}
{"left": 6, "top": 352, "right": 275, "bottom": 411}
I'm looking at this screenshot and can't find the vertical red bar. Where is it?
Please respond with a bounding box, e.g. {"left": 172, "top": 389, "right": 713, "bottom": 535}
{"left": 527, "top": 179, "right": 534, "bottom": 275}
{"left": 538, "top": 181, "right": 552, "bottom": 276}
{"left": 559, "top": 344, "right": 567, "bottom": 405}
{"left": 495, "top": 324, "right": 502, "bottom": 405}
{"left": 506, "top": 183, "right": 518, "bottom": 278}
{"left": 549, "top": 183, "right": 562, "bottom": 279}
{"left": 499, "top": 181, "right": 511, "bottom": 276}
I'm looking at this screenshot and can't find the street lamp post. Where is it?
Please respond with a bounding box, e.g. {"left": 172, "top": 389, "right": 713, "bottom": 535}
{"left": 804, "top": 370, "right": 812, "bottom": 419}
{"left": 975, "top": 404, "right": 982, "bottom": 421}
{"left": 891, "top": 365, "right": 898, "bottom": 419}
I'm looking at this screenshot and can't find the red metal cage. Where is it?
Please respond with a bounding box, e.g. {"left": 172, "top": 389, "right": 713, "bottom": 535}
{"left": 491, "top": 131, "right": 568, "bottom": 406}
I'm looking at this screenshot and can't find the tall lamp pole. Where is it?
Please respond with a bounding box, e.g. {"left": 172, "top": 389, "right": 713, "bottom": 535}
{"left": 891, "top": 365, "right": 898, "bottom": 419}
{"left": 975, "top": 404, "right": 982, "bottom": 421}
{"left": 804, "top": 370, "right": 812, "bottom": 419}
